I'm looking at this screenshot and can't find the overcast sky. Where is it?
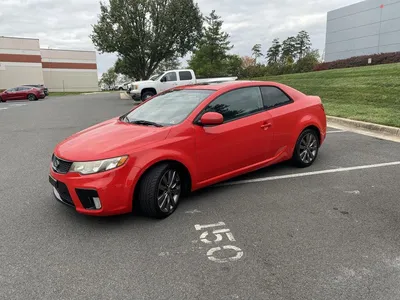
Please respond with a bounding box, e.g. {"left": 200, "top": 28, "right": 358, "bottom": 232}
{"left": 0, "top": 0, "right": 362, "bottom": 77}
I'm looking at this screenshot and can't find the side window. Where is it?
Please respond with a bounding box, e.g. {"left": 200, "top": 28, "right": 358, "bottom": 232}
{"left": 179, "top": 71, "right": 193, "bottom": 81}
{"left": 162, "top": 72, "right": 177, "bottom": 82}
{"left": 7, "top": 88, "right": 16, "bottom": 92}
{"left": 204, "top": 87, "right": 263, "bottom": 123}
{"left": 260, "top": 86, "right": 293, "bottom": 109}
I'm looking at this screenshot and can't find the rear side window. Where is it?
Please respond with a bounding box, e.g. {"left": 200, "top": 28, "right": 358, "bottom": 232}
{"left": 260, "top": 86, "right": 293, "bottom": 109}
{"left": 204, "top": 87, "right": 264, "bottom": 122}
{"left": 179, "top": 71, "right": 193, "bottom": 81}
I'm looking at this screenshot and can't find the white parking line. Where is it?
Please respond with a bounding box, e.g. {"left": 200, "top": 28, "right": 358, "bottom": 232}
{"left": 217, "top": 161, "right": 400, "bottom": 187}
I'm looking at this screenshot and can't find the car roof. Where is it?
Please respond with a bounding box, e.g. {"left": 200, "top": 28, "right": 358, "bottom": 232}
{"left": 179, "top": 80, "right": 306, "bottom": 99}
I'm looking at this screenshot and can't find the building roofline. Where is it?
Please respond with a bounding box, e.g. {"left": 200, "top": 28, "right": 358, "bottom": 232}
{"left": 40, "top": 48, "right": 96, "bottom": 53}
{"left": 0, "top": 36, "right": 39, "bottom": 41}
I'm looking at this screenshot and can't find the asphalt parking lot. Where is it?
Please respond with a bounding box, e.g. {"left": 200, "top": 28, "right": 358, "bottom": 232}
{"left": 1, "top": 93, "right": 400, "bottom": 300}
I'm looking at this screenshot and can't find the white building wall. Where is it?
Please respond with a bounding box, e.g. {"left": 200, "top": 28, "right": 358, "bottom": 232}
{"left": 325, "top": 0, "right": 400, "bottom": 62}
{"left": 41, "top": 49, "right": 99, "bottom": 92}
{"left": 0, "top": 37, "right": 44, "bottom": 90}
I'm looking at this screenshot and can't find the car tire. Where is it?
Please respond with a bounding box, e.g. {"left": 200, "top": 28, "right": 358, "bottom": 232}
{"left": 138, "top": 163, "right": 182, "bottom": 219}
{"left": 0, "top": 96, "right": 5, "bottom": 102}
{"left": 27, "top": 94, "right": 37, "bottom": 101}
{"left": 141, "top": 91, "right": 155, "bottom": 101}
{"left": 292, "top": 128, "right": 320, "bottom": 168}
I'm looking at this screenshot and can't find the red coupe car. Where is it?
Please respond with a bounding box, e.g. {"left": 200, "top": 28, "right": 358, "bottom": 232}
{"left": 49, "top": 81, "right": 327, "bottom": 218}
{"left": 0, "top": 86, "right": 45, "bottom": 102}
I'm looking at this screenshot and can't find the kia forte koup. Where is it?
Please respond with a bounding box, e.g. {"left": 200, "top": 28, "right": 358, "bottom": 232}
{"left": 49, "top": 81, "right": 327, "bottom": 218}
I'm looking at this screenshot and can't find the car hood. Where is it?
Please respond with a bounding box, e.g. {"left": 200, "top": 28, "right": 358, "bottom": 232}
{"left": 134, "top": 80, "right": 154, "bottom": 86}
{"left": 55, "top": 117, "right": 170, "bottom": 161}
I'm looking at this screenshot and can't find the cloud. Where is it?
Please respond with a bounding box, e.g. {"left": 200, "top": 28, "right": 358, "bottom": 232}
{"left": 1, "top": 0, "right": 361, "bottom": 76}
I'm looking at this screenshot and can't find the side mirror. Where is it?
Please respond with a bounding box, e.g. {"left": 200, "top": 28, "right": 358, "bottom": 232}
{"left": 200, "top": 112, "right": 224, "bottom": 126}
{"left": 160, "top": 77, "right": 166, "bottom": 83}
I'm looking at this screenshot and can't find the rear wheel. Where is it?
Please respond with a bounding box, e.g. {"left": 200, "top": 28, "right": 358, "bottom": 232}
{"left": 292, "top": 128, "right": 320, "bottom": 168}
{"left": 141, "top": 91, "right": 155, "bottom": 101}
{"left": 27, "top": 94, "right": 37, "bottom": 101}
{"left": 138, "top": 163, "right": 182, "bottom": 219}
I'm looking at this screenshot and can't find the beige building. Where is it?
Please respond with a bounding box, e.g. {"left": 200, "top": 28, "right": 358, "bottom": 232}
{"left": 0, "top": 36, "right": 99, "bottom": 92}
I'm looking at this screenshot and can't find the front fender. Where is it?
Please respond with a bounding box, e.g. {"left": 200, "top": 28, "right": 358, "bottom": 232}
{"left": 133, "top": 148, "right": 197, "bottom": 190}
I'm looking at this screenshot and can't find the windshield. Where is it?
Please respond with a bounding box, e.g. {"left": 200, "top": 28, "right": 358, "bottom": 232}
{"left": 150, "top": 74, "right": 162, "bottom": 81}
{"left": 122, "top": 89, "right": 214, "bottom": 126}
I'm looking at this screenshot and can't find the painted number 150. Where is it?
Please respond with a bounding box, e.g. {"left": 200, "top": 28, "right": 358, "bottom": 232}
{"left": 194, "top": 222, "right": 243, "bottom": 263}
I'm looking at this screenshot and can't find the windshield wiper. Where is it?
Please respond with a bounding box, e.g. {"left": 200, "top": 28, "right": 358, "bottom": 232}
{"left": 130, "top": 120, "right": 163, "bottom": 127}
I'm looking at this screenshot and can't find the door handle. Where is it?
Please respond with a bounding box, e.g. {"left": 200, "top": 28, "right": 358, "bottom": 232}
{"left": 261, "top": 122, "right": 272, "bottom": 129}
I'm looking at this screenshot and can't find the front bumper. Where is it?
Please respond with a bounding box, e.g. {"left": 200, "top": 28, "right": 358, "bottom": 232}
{"left": 129, "top": 89, "right": 141, "bottom": 101}
{"left": 49, "top": 164, "right": 142, "bottom": 216}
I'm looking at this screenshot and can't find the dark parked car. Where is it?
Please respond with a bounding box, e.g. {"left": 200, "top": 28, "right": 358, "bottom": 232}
{"left": 22, "top": 84, "right": 48, "bottom": 96}
{"left": 0, "top": 86, "right": 45, "bottom": 102}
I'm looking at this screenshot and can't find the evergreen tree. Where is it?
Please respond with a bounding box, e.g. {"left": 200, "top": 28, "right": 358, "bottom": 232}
{"left": 188, "top": 10, "right": 233, "bottom": 77}
{"left": 296, "top": 30, "right": 311, "bottom": 59}
{"left": 252, "top": 44, "right": 263, "bottom": 63}
{"left": 266, "top": 38, "right": 281, "bottom": 64}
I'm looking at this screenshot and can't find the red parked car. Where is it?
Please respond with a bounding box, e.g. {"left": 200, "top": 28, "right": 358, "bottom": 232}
{"left": 0, "top": 86, "right": 45, "bottom": 102}
{"left": 49, "top": 81, "right": 327, "bottom": 218}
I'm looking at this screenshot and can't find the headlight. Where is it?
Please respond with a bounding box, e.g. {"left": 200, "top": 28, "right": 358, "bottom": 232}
{"left": 133, "top": 85, "right": 138, "bottom": 90}
{"left": 70, "top": 156, "right": 128, "bottom": 175}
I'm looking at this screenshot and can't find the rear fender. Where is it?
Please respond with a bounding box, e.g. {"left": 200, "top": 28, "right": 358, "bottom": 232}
{"left": 290, "top": 114, "right": 325, "bottom": 155}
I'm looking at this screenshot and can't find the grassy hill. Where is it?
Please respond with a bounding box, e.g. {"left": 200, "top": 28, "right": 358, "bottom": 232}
{"left": 253, "top": 63, "right": 400, "bottom": 127}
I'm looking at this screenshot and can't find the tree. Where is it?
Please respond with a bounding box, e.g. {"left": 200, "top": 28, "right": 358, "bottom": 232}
{"left": 153, "top": 57, "right": 181, "bottom": 75}
{"left": 281, "top": 36, "right": 297, "bottom": 62}
{"left": 90, "top": 0, "right": 203, "bottom": 80}
{"left": 252, "top": 44, "right": 263, "bottom": 63}
{"left": 241, "top": 56, "right": 256, "bottom": 68}
{"left": 225, "top": 54, "right": 243, "bottom": 77}
{"left": 294, "top": 49, "right": 320, "bottom": 73}
{"left": 266, "top": 38, "right": 281, "bottom": 65}
{"left": 188, "top": 10, "right": 233, "bottom": 77}
{"left": 296, "top": 30, "right": 312, "bottom": 59}
{"left": 99, "top": 67, "right": 118, "bottom": 88}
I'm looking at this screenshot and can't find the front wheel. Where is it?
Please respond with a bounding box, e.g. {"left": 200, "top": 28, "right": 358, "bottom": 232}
{"left": 138, "top": 163, "right": 182, "bottom": 219}
{"left": 292, "top": 129, "right": 320, "bottom": 168}
{"left": 141, "top": 91, "right": 155, "bottom": 101}
{"left": 27, "top": 94, "right": 37, "bottom": 101}
{"left": 0, "top": 96, "right": 5, "bottom": 102}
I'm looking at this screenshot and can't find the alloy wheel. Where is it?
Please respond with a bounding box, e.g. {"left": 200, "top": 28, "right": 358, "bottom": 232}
{"left": 299, "top": 133, "right": 318, "bottom": 164}
{"left": 157, "top": 170, "right": 181, "bottom": 213}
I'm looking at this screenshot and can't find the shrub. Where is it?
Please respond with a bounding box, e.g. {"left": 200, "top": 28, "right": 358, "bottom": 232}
{"left": 314, "top": 51, "right": 400, "bottom": 71}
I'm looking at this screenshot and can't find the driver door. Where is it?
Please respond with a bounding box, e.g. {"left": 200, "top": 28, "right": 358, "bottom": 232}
{"left": 4, "top": 88, "right": 17, "bottom": 100}
{"left": 194, "top": 87, "right": 274, "bottom": 183}
{"left": 159, "top": 71, "right": 178, "bottom": 93}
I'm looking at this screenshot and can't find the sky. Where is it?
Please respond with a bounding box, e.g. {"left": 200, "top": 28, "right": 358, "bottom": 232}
{"left": 0, "top": 0, "right": 362, "bottom": 78}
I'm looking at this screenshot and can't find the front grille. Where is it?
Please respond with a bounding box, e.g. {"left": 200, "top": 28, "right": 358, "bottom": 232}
{"left": 57, "top": 182, "right": 75, "bottom": 207}
{"left": 52, "top": 154, "right": 73, "bottom": 174}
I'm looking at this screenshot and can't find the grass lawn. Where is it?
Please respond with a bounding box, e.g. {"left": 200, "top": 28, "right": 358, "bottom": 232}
{"left": 253, "top": 63, "right": 400, "bottom": 127}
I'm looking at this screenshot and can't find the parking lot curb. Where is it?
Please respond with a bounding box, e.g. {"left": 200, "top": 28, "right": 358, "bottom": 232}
{"left": 327, "top": 116, "right": 400, "bottom": 137}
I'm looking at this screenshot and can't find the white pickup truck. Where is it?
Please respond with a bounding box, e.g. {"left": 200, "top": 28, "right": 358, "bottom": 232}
{"left": 128, "top": 69, "right": 237, "bottom": 101}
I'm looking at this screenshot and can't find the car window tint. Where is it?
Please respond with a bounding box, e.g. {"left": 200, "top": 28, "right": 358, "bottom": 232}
{"left": 260, "top": 86, "right": 292, "bottom": 109}
{"left": 163, "top": 72, "right": 177, "bottom": 82}
{"left": 204, "top": 87, "right": 264, "bottom": 122}
{"left": 179, "top": 71, "right": 193, "bottom": 81}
